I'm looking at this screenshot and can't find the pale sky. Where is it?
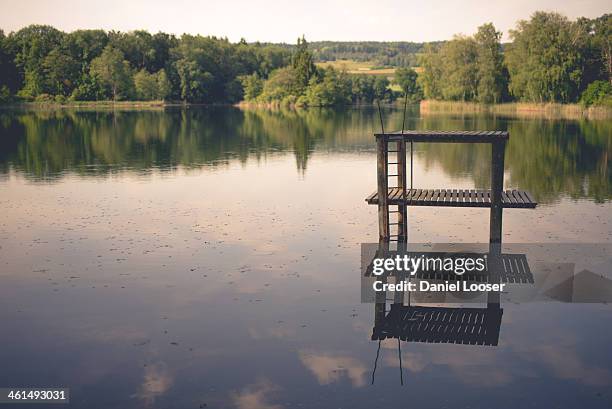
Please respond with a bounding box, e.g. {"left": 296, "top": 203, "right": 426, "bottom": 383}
{"left": 0, "top": 0, "right": 609, "bottom": 42}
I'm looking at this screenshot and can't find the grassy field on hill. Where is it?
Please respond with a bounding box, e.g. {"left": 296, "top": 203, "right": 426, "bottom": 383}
{"left": 316, "top": 59, "right": 396, "bottom": 76}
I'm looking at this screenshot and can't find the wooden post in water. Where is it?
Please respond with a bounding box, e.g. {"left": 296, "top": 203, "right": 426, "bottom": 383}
{"left": 377, "top": 135, "right": 389, "bottom": 241}
{"left": 392, "top": 270, "right": 404, "bottom": 305}
{"left": 489, "top": 140, "right": 506, "bottom": 245}
{"left": 375, "top": 241, "right": 389, "bottom": 322}
{"left": 488, "top": 140, "right": 506, "bottom": 307}
{"left": 397, "top": 140, "right": 408, "bottom": 242}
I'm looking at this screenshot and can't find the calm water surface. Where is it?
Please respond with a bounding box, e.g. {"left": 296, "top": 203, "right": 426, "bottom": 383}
{"left": 0, "top": 107, "right": 611, "bottom": 408}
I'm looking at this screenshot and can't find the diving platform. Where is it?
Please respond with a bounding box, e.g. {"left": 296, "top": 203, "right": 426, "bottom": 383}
{"left": 371, "top": 129, "right": 537, "bottom": 242}
{"left": 366, "top": 188, "right": 537, "bottom": 208}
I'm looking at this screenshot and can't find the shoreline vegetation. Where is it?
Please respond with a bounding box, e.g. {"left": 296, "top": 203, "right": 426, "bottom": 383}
{"left": 419, "top": 100, "right": 612, "bottom": 120}
{"left": 5, "top": 99, "right": 611, "bottom": 121}
{"left": 0, "top": 11, "right": 610, "bottom": 114}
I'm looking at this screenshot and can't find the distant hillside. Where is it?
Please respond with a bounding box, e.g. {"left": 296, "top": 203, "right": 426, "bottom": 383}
{"left": 309, "top": 41, "right": 441, "bottom": 66}
{"left": 258, "top": 41, "right": 445, "bottom": 67}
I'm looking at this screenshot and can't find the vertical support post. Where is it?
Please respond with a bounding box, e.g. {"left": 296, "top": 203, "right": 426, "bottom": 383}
{"left": 488, "top": 140, "right": 506, "bottom": 307}
{"left": 397, "top": 140, "right": 408, "bottom": 242}
{"left": 489, "top": 141, "right": 505, "bottom": 245}
{"left": 393, "top": 270, "right": 405, "bottom": 305}
{"left": 374, "top": 301, "right": 386, "bottom": 328}
{"left": 374, "top": 239, "right": 388, "bottom": 327}
{"left": 377, "top": 135, "right": 389, "bottom": 241}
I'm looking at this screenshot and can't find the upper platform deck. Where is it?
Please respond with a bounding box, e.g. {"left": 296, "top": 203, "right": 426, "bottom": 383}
{"left": 375, "top": 130, "right": 509, "bottom": 143}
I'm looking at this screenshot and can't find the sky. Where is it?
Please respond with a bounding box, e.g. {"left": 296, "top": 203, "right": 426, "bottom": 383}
{"left": 0, "top": 0, "right": 609, "bottom": 43}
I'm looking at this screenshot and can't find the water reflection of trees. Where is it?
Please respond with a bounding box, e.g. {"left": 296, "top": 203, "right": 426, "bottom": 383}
{"left": 415, "top": 114, "right": 611, "bottom": 203}
{"left": 0, "top": 107, "right": 609, "bottom": 202}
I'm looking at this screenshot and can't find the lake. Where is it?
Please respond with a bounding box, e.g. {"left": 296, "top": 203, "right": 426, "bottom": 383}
{"left": 0, "top": 106, "right": 611, "bottom": 408}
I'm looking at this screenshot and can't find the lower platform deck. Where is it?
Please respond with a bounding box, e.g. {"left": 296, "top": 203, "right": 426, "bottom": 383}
{"left": 366, "top": 188, "right": 537, "bottom": 208}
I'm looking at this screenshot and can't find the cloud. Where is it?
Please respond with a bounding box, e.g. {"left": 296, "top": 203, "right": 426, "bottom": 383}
{"left": 137, "top": 362, "right": 173, "bottom": 406}
{"left": 299, "top": 351, "right": 367, "bottom": 387}
{"left": 383, "top": 351, "right": 428, "bottom": 373}
{"left": 231, "top": 379, "right": 283, "bottom": 409}
{"left": 528, "top": 345, "right": 612, "bottom": 387}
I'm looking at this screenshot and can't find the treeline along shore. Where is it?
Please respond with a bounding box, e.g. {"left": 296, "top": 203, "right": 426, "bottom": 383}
{"left": 0, "top": 11, "right": 609, "bottom": 111}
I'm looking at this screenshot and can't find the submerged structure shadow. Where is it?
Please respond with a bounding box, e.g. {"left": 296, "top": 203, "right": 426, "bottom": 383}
{"left": 372, "top": 304, "right": 503, "bottom": 346}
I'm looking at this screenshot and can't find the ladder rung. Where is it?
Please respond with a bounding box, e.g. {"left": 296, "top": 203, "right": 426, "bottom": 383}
{"left": 388, "top": 174, "right": 399, "bottom": 177}
{"left": 388, "top": 162, "right": 399, "bottom": 165}
{"left": 388, "top": 150, "right": 399, "bottom": 153}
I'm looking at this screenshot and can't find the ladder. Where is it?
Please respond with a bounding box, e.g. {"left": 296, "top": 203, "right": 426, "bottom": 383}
{"left": 377, "top": 138, "right": 407, "bottom": 242}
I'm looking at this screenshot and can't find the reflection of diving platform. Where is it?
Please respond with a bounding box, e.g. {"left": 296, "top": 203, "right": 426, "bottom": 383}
{"left": 364, "top": 250, "right": 533, "bottom": 284}
{"left": 374, "top": 129, "right": 510, "bottom": 143}
{"left": 372, "top": 305, "right": 503, "bottom": 346}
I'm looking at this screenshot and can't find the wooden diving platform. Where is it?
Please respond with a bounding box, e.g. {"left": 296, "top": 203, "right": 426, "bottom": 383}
{"left": 372, "top": 129, "right": 537, "bottom": 242}
{"left": 366, "top": 188, "right": 537, "bottom": 208}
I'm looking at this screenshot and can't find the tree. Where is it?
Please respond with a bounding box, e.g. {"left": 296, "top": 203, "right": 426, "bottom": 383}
{"left": 258, "top": 66, "right": 298, "bottom": 102}
{"left": 255, "top": 45, "right": 292, "bottom": 77}
{"left": 292, "top": 36, "right": 317, "bottom": 95}
{"left": 239, "top": 73, "right": 264, "bottom": 100}
{"left": 134, "top": 69, "right": 158, "bottom": 100}
{"left": 9, "top": 25, "right": 65, "bottom": 97}
{"left": 350, "top": 75, "right": 376, "bottom": 103}
{"left": 175, "top": 58, "right": 214, "bottom": 102}
{"left": 70, "top": 74, "right": 105, "bottom": 101}
{"left": 64, "top": 30, "right": 109, "bottom": 98}
{"left": 580, "top": 80, "right": 612, "bottom": 106}
{"left": 577, "top": 14, "right": 611, "bottom": 88}
{"left": 373, "top": 76, "right": 390, "bottom": 101}
{"left": 474, "top": 23, "right": 505, "bottom": 103}
{"left": 439, "top": 36, "right": 478, "bottom": 101}
{"left": 108, "top": 30, "right": 151, "bottom": 71}
{"left": 156, "top": 69, "right": 171, "bottom": 100}
{"left": 171, "top": 34, "right": 240, "bottom": 103}
{"left": 90, "top": 45, "right": 133, "bottom": 100}
{"left": 418, "top": 44, "right": 443, "bottom": 99}
{"left": 150, "top": 32, "right": 178, "bottom": 73}
{"left": 42, "top": 47, "right": 80, "bottom": 96}
{"left": 505, "top": 12, "right": 584, "bottom": 103}
{"left": 302, "top": 67, "right": 351, "bottom": 106}
{"left": 65, "top": 29, "right": 109, "bottom": 67}
{"left": 0, "top": 30, "right": 19, "bottom": 100}
{"left": 588, "top": 14, "right": 611, "bottom": 84}
{"left": 394, "top": 67, "right": 422, "bottom": 101}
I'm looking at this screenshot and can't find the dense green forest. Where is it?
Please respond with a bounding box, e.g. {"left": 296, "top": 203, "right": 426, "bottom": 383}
{"left": 419, "top": 12, "right": 611, "bottom": 105}
{"left": 0, "top": 11, "right": 609, "bottom": 107}
{"left": 0, "top": 28, "right": 292, "bottom": 104}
